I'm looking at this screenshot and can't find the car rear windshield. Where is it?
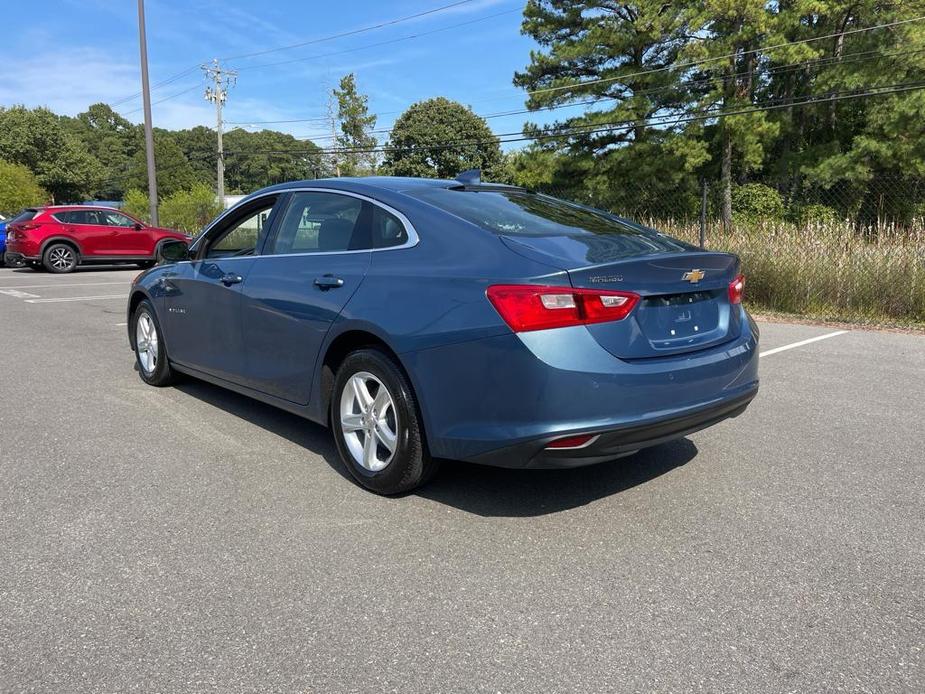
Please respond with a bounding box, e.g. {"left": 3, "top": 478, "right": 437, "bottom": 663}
{"left": 9, "top": 209, "right": 39, "bottom": 223}
{"left": 411, "top": 188, "right": 671, "bottom": 239}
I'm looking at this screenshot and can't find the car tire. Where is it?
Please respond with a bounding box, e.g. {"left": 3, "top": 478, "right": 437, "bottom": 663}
{"left": 1, "top": 252, "right": 24, "bottom": 268}
{"left": 43, "top": 243, "right": 78, "bottom": 273}
{"left": 331, "top": 348, "right": 438, "bottom": 495}
{"left": 132, "top": 299, "right": 176, "bottom": 387}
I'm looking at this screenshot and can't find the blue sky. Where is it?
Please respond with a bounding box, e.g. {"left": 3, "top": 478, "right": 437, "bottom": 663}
{"left": 0, "top": 0, "right": 584, "bottom": 150}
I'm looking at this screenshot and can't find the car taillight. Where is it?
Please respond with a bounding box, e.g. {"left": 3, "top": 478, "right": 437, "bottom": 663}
{"left": 486, "top": 284, "right": 639, "bottom": 332}
{"left": 728, "top": 274, "right": 745, "bottom": 304}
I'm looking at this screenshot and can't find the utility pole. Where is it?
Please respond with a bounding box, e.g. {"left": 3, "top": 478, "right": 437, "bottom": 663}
{"left": 202, "top": 59, "right": 237, "bottom": 204}
{"left": 136, "top": 0, "right": 158, "bottom": 224}
{"left": 327, "top": 88, "right": 340, "bottom": 177}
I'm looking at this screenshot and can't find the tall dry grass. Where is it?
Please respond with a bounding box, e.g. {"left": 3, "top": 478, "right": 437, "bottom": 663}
{"left": 648, "top": 219, "right": 925, "bottom": 328}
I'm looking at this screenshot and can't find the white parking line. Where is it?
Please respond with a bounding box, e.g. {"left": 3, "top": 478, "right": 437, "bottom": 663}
{"left": 0, "top": 282, "right": 128, "bottom": 290}
{"left": 0, "top": 289, "right": 40, "bottom": 299}
{"left": 24, "top": 295, "right": 127, "bottom": 304}
{"left": 759, "top": 330, "right": 848, "bottom": 358}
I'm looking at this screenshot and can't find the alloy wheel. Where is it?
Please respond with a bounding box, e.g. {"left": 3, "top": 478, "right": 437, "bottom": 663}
{"left": 48, "top": 246, "right": 75, "bottom": 271}
{"left": 339, "top": 371, "right": 399, "bottom": 472}
{"left": 135, "top": 312, "right": 159, "bottom": 375}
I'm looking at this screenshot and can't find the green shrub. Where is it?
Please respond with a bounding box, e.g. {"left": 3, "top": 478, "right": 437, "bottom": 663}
{"left": 0, "top": 159, "right": 48, "bottom": 214}
{"left": 122, "top": 188, "right": 150, "bottom": 223}
{"left": 158, "top": 183, "right": 223, "bottom": 234}
{"left": 731, "top": 183, "right": 785, "bottom": 223}
{"left": 793, "top": 203, "right": 840, "bottom": 225}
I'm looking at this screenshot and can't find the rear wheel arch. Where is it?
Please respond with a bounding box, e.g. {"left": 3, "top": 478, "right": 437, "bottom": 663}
{"left": 40, "top": 236, "right": 82, "bottom": 259}
{"left": 320, "top": 330, "right": 422, "bottom": 427}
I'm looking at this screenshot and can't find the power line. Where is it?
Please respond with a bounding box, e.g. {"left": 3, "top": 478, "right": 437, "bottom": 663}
{"left": 522, "top": 15, "right": 925, "bottom": 98}
{"left": 219, "top": 0, "right": 480, "bottom": 62}
{"left": 120, "top": 84, "right": 201, "bottom": 115}
{"left": 109, "top": 65, "right": 201, "bottom": 107}
{"left": 230, "top": 5, "right": 523, "bottom": 73}
{"left": 220, "top": 82, "right": 925, "bottom": 158}
{"left": 226, "top": 35, "right": 925, "bottom": 135}
{"left": 109, "top": 2, "right": 515, "bottom": 109}
{"left": 281, "top": 46, "right": 925, "bottom": 143}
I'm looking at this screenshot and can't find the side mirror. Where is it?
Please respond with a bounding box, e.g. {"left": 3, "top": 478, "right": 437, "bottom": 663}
{"left": 134, "top": 222, "right": 144, "bottom": 231}
{"left": 159, "top": 239, "right": 191, "bottom": 262}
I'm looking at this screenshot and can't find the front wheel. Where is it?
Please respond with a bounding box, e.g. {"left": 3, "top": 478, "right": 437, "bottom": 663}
{"left": 331, "top": 348, "right": 437, "bottom": 495}
{"left": 43, "top": 243, "right": 78, "bottom": 273}
{"left": 132, "top": 300, "right": 176, "bottom": 386}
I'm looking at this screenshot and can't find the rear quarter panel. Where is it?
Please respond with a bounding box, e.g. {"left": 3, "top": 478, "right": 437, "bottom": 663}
{"left": 307, "top": 196, "right": 570, "bottom": 425}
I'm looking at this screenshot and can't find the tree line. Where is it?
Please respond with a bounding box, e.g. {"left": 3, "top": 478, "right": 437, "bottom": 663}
{"left": 2, "top": 0, "right": 923, "bottom": 229}
{"left": 509, "top": 0, "right": 925, "bottom": 227}
{"left": 0, "top": 73, "right": 503, "bottom": 216}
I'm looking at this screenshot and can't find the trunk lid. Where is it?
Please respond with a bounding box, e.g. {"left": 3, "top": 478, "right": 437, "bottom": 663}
{"left": 502, "top": 234, "right": 742, "bottom": 359}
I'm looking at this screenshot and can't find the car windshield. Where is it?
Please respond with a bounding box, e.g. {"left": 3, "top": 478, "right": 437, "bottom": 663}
{"left": 411, "top": 188, "right": 658, "bottom": 238}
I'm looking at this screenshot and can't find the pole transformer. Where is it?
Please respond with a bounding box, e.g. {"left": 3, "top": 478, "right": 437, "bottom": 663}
{"left": 202, "top": 59, "right": 237, "bottom": 206}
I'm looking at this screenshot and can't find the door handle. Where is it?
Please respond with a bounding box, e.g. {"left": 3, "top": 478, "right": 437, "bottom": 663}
{"left": 221, "top": 273, "right": 244, "bottom": 286}
{"left": 314, "top": 275, "right": 345, "bottom": 290}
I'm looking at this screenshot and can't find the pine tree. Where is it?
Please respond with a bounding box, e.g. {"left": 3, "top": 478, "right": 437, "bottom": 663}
{"left": 514, "top": 1, "right": 710, "bottom": 216}
{"left": 333, "top": 74, "right": 378, "bottom": 177}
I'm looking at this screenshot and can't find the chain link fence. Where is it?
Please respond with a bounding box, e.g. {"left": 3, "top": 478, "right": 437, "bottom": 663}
{"left": 540, "top": 177, "right": 925, "bottom": 328}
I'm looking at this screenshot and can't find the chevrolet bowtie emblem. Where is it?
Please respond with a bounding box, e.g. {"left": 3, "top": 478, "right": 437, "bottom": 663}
{"left": 682, "top": 269, "right": 705, "bottom": 283}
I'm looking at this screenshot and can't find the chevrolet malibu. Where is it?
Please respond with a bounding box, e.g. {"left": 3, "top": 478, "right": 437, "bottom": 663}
{"left": 127, "top": 175, "right": 759, "bottom": 494}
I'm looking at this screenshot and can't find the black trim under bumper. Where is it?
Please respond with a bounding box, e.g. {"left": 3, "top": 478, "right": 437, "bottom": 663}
{"left": 2, "top": 252, "right": 36, "bottom": 263}
{"left": 468, "top": 386, "right": 758, "bottom": 469}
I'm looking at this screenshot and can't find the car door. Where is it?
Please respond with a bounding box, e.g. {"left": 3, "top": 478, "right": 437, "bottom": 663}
{"left": 63, "top": 210, "right": 112, "bottom": 256}
{"left": 161, "top": 196, "right": 280, "bottom": 382}
{"left": 238, "top": 190, "right": 383, "bottom": 404}
{"left": 100, "top": 210, "right": 148, "bottom": 255}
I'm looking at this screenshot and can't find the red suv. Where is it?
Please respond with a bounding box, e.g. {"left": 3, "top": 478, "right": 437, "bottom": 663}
{"left": 4, "top": 206, "right": 189, "bottom": 273}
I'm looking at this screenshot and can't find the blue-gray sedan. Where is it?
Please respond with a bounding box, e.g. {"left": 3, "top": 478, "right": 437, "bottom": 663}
{"left": 127, "top": 175, "right": 759, "bottom": 494}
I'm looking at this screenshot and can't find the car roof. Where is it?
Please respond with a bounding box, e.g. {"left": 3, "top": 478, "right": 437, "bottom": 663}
{"left": 40, "top": 204, "right": 126, "bottom": 213}
{"left": 254, "top": 176, "right": 525, "bottom": 196}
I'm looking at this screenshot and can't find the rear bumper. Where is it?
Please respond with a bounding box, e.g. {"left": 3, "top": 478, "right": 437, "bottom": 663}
{"left": 470, "top": 386, "right": 757, "bottom": 468}
{"left": 401, "top": 307, "right": 760, "bottom": 468}
{"left": 5, "top": 238, "right": 40, "bottom": 259}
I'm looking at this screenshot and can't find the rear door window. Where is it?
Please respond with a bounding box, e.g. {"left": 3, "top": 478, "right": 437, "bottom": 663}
{"left": 269, "top": 192, "right": 366, "bottom": 254}
{"left": 67, "top": 210, "right": 104, "bottom": 225}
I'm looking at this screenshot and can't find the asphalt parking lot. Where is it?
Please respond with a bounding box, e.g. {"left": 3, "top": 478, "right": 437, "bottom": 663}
{"left": 0, "top": 265, "right": 922, "bottom": 693}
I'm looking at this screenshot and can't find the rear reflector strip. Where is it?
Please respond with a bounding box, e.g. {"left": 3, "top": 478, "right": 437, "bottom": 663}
{"left": 545, "top": 434, "right": 599, "bottom": 450}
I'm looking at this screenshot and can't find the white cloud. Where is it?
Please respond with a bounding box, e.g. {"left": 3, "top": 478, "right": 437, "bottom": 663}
{"left": 0, "top": 48, "right": 140, "bottom": 115}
